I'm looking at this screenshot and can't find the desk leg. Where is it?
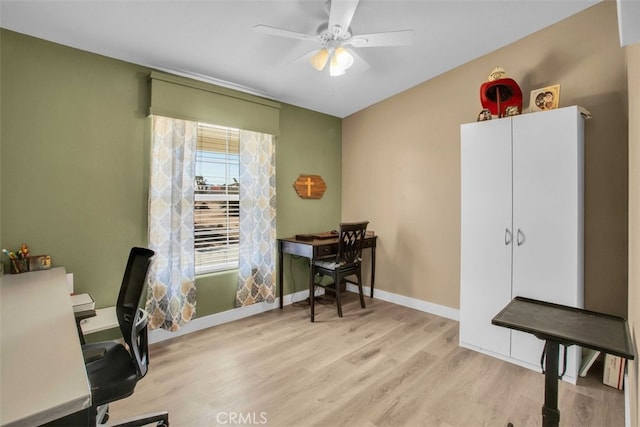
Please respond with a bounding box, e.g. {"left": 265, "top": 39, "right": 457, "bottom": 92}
{"left": 542, "top": 340, "right": 561, "bottom": 427}
{"left": 278, "top": 241, "right": 284, "bottom": 309}
{"left": 370, "top": 246, "right": 376, "bottom": 298}
{"left": 309, "top": 262, "right": 315, "bottom": 322}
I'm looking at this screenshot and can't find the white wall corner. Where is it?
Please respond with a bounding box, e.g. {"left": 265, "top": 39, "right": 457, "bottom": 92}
{"left": 617, "top": 0, "right": 640, "bottom": 47}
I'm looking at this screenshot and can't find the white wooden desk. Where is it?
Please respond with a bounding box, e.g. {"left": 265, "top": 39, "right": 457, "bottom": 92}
{"left": 0, "top": 268, "right": 91, "bottom": 426}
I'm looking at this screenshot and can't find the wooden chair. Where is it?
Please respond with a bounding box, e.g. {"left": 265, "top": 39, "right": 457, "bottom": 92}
{"left": 310, "top": 221, "right": 368, "bottom": 322}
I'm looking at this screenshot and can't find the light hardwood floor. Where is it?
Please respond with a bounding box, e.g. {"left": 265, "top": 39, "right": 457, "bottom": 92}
{"left": 111, "top": 294, "right": 625, "bottom": 426}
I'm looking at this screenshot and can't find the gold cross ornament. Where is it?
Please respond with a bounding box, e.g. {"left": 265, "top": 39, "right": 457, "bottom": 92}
{"left": 293, "top": 174, "right": 326, "bottom": 199}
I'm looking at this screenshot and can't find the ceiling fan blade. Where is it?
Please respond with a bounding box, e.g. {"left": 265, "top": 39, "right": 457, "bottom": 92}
{"left": 253, "top": 25, "right": 319, "bottom": 42}
{"left": 348, "top": 30, "right": 415, "bottom": 47}
{"left": 328, "top": 0, "right": 360, "bottom": 37}
{"left": 347, "top": 48, "right": 370, "bottom": 71}
{"left": 284, "top": 49, "right": 321, "bottom": 66}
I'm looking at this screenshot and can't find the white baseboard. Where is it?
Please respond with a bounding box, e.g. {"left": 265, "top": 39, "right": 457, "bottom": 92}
{"left": 148, "top": 288, "right": 310, "bottom": 344}
{"left": 346, "top": 283, "right": 460, "bottom": 321}
{"left": 149, "top": 285, "right": 459, "bottom": 344}
{"left": 625, "top": 372, "right": 630, "bottom": 427}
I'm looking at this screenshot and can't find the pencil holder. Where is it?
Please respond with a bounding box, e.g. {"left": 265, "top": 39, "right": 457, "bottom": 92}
{"left": 10, "top": 258, "right": 29, "bottom": 274}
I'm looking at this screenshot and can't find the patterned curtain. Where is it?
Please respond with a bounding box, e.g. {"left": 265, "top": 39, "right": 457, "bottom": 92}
{"left": 146, "top": 115, "right": 197, "bottom": 331}
{"left": 235, "top": 130, "right": 276, "bottom": 307}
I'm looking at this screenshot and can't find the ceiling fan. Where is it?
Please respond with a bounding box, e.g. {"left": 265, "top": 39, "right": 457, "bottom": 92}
{"left": 254, "top": 0, "right": 415, "bottom": 76}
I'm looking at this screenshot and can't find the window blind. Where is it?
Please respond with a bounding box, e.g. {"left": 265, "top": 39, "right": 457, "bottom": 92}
{"left": 194, "top": 123, "right": 240, "bottom": 273}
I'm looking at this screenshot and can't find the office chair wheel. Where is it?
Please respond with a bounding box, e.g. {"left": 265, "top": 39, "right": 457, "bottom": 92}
{"left": 96, "top": 413, "right": 109, "bottom": 425}
{"left": 96, "top": 405, "right": 110, "bottom": 425}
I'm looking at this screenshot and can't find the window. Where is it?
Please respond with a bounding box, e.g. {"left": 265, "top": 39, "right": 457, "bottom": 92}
{"left": 194, "top": 123, "right": 240, "bottom": 274}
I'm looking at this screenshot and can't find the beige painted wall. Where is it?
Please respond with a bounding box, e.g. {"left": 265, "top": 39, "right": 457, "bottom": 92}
{"left": 626, "top": 41, "right": 639, "bottom": 427}
{"left": 343, "top": 2, "right": 628, "bottom": 316}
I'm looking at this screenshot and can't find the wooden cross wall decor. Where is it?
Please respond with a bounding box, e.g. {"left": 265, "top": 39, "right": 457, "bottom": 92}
{"left": 293, "top": 174, "right": 326, "bottom": 199}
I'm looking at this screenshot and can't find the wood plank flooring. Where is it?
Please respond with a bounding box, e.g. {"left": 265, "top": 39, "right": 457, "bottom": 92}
{"left": 111, "top": 294, "right": 625, "bottom": 426}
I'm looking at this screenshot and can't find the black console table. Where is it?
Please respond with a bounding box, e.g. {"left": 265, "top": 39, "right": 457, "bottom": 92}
{"left": 492, "top": 297, "right": 635, "bottom": 427}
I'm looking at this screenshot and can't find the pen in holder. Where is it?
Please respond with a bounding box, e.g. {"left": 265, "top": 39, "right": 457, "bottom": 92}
{"left": 10, "top": 258, "right": 29, "bottom": 274}
{"left": 3, "top": 244, "right": 32, "bottom": 274}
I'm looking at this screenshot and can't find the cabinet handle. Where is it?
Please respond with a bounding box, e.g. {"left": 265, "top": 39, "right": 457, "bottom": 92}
{"left": 517, "top": 229, "right": 525, "bottom": 246}
{"left": 505, "top": 228, "right": 512, "bottom": 246}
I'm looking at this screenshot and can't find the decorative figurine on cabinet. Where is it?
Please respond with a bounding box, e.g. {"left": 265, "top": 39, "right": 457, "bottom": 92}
{"left": 504, "top": 105, "right": 520, "bottom": 117}
{"left": 477, "top": 109, "right": 492, "bottom": 122}
{"left": 479, "top": 67, "right": 523, "bottom": 118}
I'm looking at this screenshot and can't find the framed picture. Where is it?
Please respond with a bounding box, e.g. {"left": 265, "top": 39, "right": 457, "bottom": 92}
{"left": 28, "top": 255, "right": 51, "bottom": 271}
{"left": 529, "top": 85, "right": 560, "bottom": 112}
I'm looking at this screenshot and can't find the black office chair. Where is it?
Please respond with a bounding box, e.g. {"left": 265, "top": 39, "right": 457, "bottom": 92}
{"left": 82, "top": 247, "right": 169, "bottom": 426}
{"left": 310, "top": 221, "right": 369, "bottom": 322}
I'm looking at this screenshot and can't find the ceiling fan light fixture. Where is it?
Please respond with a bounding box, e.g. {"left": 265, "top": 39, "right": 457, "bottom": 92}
{"left": 310, "top": 48, "right": 330, "bottom": 71}
{"left": 334, "top": 46, "right": 354, "bottom": 70}
{"left": 329, "top": 53, "right": 346, "bottom": 76}
{"left": 255, "top": 0, "right": 415, "bottom": 78}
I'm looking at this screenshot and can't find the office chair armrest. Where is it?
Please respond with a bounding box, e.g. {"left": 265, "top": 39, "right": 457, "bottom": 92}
{"left": 83, "top": 347, "right": 107, "bottom": 363}
{"left": 74, "top": 309, "right": 97, "bottom": 345}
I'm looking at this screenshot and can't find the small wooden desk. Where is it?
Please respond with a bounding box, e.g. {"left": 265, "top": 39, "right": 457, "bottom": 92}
{"left": 492, "top": 297, "right": 635, "bottom": 427}
{"left": 277, "top": 233, "right": 378, "bottom": 308}
{"left": 0, "top": 268, "right": 92, "bottom": 426}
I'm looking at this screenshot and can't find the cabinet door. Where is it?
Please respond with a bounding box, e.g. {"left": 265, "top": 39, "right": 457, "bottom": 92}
{"left": 510, "top": 106, "right": 584, "bottom": 375}
{"left": 460, "top": 119, "right": 513, "bottom": 355}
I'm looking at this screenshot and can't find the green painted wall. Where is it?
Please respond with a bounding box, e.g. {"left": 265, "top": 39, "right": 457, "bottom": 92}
{"left": 1, "top": 29, "right": 151, "bottom": 308}
{"left": 0, "top": 29, "right": 341, "bottom": 320}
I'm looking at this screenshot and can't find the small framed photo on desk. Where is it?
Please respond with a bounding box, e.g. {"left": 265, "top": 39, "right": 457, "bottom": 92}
{"left": 29, "top": 255, "right": 51, "bottom": 271}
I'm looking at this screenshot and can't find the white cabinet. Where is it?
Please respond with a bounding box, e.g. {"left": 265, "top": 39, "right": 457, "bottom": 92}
{"left": 459, "top": 106, "right": 584, "bottom": 383}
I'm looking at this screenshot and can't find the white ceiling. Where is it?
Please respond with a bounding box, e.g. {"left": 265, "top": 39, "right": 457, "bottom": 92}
{"left": 0, "top": 0, "right": 599, "bottom": 118}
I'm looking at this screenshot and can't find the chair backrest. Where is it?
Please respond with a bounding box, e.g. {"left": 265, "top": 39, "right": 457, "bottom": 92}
{"left": 336, "top": 221, "right": 369, "bottom": 265}
{"left": 116, "top": 247, "right": 155, "bottom": 378}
